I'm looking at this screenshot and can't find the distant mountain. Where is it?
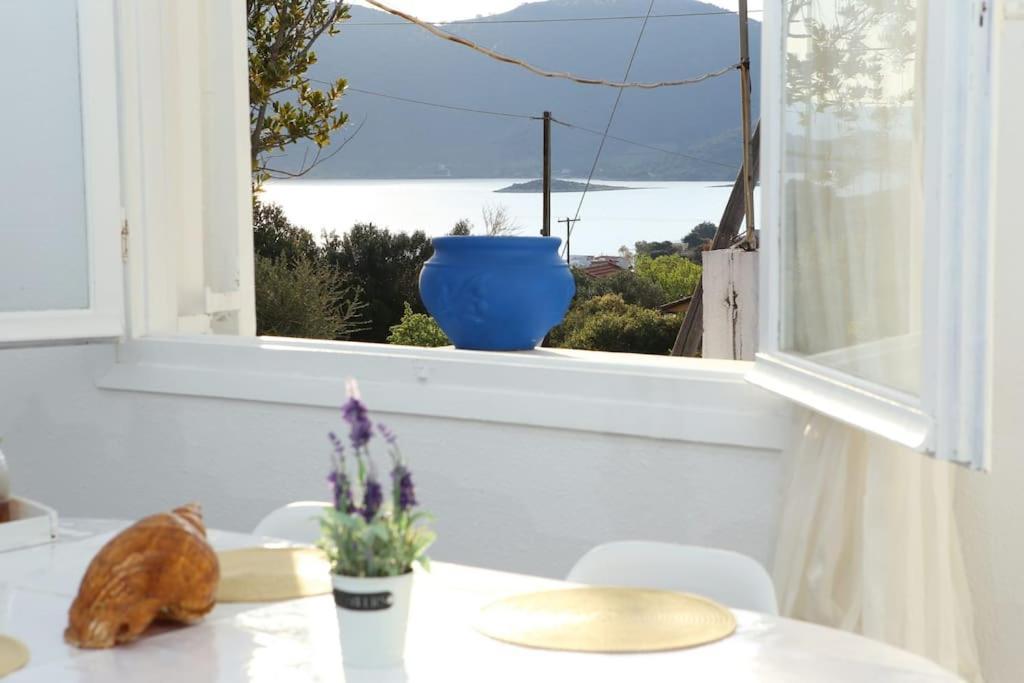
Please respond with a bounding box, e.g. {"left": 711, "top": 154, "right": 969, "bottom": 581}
{"left": 283, "top": 0, "right": 760, "bottom": 181}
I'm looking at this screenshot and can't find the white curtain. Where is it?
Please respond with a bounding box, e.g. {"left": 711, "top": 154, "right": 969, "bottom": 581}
{"left": 773, "top": 413, "right": 981, "bottom": 680}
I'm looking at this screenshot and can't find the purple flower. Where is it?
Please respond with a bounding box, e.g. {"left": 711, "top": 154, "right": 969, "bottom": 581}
{"left": 377, "top": 422, "right": 398, "bottom": 446}
{"left": 362, "top": 477, "right": 383, "bottom": 522}
{"left": 342, "top": 397, "right": 373, "bottom": 449}
{"left": 391, "top": 465, "right": 417, "bottom": 511}
{"left": 328, "top": 431, "right": 345, "bottom": 457}
{"left": 327, "top": 469, "right": 354, "bottom": 513}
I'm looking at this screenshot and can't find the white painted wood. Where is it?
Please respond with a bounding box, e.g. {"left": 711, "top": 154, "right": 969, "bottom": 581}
{"left": 758, "top": 0, "right": 783, "bottom": 358}
{"left": 702, "top": 250, "right": 759, "bottom": 361}
{"left": 199, "top": 0, "right": 257, "bottom": 336}
{"left": 167, "top": 0, "right": 209, "bottom": 331}
{"left": 920, "top": 1, "right": 998, "bottom": 470}
{"left": 754, "top": 1, "right": 997, "bottom": 470}
{"left": 747, "top": 352, "right": 932, "bottom": 451}
{"left": 0, "top": 520, "right": 959, "bottom": 681}
{"left": 96, "top": 336, "right": 790, "bottom": 450}
{"left": 0, "top": 0, "right": 124, "bottom": 343}
{"left": 117, "top": 0, "right": 180, "bottom": 337}
{"left": 115, "top": 0, "right": 254, "bottom": 338}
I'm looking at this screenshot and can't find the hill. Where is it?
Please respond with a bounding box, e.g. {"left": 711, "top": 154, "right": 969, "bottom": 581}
{"left": 495, "top": 178, "right": 632, "bottom": 192}
{"left": 280, "top": 0, "right": 760, "bottom": 181}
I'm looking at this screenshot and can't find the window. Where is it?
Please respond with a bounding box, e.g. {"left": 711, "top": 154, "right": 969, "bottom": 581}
{"left": 750, "top": 1, "right": 996, "bottom": 470}
{"left": 0, "top": 0, "right": 123, "bottom": 343}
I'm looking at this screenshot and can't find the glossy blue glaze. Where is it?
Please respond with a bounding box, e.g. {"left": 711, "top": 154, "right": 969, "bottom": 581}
{"left": 419, "top": 236, "right": 575, "bottom": 351}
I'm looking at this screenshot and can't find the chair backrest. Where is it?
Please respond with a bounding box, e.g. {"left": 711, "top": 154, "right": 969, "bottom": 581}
{"left": 566, "top": 541, "right": 779, "bottom": 615}
{"left": 251, "top": 501, "right": 331, "bottom": 545}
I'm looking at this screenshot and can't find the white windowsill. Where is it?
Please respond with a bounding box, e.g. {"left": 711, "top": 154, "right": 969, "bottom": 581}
{"left": 96, "top": 336, "right": 790, "bottom": 450}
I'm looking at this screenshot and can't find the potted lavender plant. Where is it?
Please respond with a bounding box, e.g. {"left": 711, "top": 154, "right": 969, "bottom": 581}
{"left": 318, "top": 382, "right": 434, "bottom": 668}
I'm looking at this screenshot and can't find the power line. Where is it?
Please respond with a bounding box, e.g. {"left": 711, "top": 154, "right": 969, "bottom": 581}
{"left": 315, "top": 81, "right": 735, "bottom": 170}
{"left": 345, "top": 10, "right": 764, "bottom": 27}
{"left": 346, "top": 85, "right": 541, "bottom": 120}
{"left": 568, "top": 0, "right": 657, "bottom": 253}
{"left": 552, "top": 118, "right": 736, "bottom": 170}
{"left": 364, "top": 0, "right": 739, "bottom": 89}
{"left": 334, "top": 83, "right": 734, "bottom": 169}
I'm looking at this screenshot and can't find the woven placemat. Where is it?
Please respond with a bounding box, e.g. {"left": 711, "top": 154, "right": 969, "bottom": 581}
{"left": 216, "top": 547, "right": 331, "bottom": 603}
{"left": 0, "top": 635, "right": 29, "bottom": 677}
{"left": 477, "top": 587, "right": 736, "bottom": 653}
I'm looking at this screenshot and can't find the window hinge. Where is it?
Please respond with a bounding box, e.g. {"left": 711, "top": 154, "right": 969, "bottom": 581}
{"left": 120, "top": 217, "right": 129, "bottom": 263}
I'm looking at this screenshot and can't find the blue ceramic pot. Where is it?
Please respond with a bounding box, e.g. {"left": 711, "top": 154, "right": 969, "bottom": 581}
{"left": 419, "top": 236, "right": 575, "bottom": 351}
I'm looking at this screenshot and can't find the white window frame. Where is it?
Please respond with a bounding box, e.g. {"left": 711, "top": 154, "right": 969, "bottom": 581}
{"left": 0, "top": 0, "right": 124, "bottom": 345}
{"left": 748, "top": 1, "right": 998, "bottom": 470}
{"left": 80, "top": 0, "right": 792, "bottom": 453}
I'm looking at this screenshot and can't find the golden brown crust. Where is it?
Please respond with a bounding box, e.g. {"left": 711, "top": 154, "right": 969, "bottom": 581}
{"left": 64, "top": 503, "right": 220, "bottom": 648}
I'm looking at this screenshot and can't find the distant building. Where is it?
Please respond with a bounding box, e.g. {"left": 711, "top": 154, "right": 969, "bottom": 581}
{"left": 583, "top": 257, "right": 627, "bottom": 279}
{"left": 577, "top": 253, "right": 630, "bottom": 274}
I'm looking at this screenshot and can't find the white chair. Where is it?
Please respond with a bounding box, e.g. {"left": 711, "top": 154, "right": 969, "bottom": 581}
{"left": 252, "top": 501, "right": 331, "bottom": 545}
{"left": 567, "top": 541, "right": 779, "bottom": 615}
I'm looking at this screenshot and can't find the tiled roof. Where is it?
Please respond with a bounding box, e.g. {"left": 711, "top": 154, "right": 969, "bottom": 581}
{"left": 658, "top": 296, "right": 693, "bottom": 314}
{"left": 582, "top": 261, "right": 625, "bottom": 279}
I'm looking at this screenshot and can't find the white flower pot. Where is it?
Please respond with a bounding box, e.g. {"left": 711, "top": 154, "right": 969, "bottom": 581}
{"left": 332, "top": 572, "right": 413, "bottom": 668}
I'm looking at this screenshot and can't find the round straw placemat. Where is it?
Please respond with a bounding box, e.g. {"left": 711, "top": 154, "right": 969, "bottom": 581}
{"left": 0, "top": 635, "right": 29, "bottom": 677}
{"left": 477, "top": 587, "right": 736, "bottom": 653}
{"left": 216, "top": 547, "right": 331, "bottom": 603}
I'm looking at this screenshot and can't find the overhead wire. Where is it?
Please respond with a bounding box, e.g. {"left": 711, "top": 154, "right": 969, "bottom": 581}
{"left": 345, "top": 9, "right": 763, "bottom": 27}
{"left": 346, "top": 85, "right": 542, "bottom": 120}
{"left": 566, "top": 0, "right": 658, "bottom": 252}
{"left": 551, "top": 118, "right": 736, "bottom": 170}
{"left": 363, "top": 0, "right": 739, "bottom": 89}
{"left": 320, "top": 81, "right": 737, "bottom": 171}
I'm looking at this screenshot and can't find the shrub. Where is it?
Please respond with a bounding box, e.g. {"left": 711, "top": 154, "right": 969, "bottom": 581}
{"left": 571, "top": 268, "right": 668, "bottom": 309}
{"left": 634, "top": 254, "right": 702, "bottom": 300}
{"left": 387, "top": 303, "right": 450, "bottom": 347}
{"left": 253, "top": 199, "right": 319, "bottom": 264}
{"left": 683, "top": 221, "right": 718, "bottom": 250}
{"left": 634, "top": 240, "right": 682, "bottom": 259}
{"left": 255, "top": 254, "right": 366, "bottom": 340}
{"left": 548, "top": 294, "right": 680, "bottom": 355}
{"left": 449, "top": 219, "right": 473, "bottom": 236}
{"left": 321, "top": 223, "right": 434, "bottom": 343}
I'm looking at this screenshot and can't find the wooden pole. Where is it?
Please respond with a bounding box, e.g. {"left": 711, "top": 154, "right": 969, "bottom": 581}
{"left": 542, "top": 111, "right": 552, "bottom": 237}
{"left": 737, "top": 0, "right": 756, "bottom": 249}
{"left": 670, "top": 123, "right": 760, "bottom": 357}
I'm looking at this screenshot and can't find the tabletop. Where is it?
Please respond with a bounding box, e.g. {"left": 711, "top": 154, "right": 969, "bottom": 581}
{"left": 0, "top": 519, "right": 960, "bottom": 682}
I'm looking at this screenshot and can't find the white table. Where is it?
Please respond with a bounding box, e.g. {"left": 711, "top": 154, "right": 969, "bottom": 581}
{"left": 0, "top": 519, "right": 960, "bottom": 682}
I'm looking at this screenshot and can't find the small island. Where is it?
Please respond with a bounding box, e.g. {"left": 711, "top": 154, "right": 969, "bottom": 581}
{"left": 495, "top": 179, "right": 635, "bottom": 194}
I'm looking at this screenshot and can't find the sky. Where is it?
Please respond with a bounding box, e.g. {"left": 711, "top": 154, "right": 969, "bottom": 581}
{"left": 350, "top": 0, "right": 764, "bottom": 23}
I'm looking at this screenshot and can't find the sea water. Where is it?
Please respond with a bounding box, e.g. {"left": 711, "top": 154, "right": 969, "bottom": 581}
{"left": 261, "top": 178, "right": 759, "bottom": 257}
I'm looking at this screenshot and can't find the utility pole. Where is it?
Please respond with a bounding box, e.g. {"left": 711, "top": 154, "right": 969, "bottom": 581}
{"left": 737, "top": 0, "right": 756, "bottom": 249}
{"left": 542, "top": 111, "right": 552, "bottom": 237}
{"left": 558, "top": 217, "right": 579, "bottom": 266}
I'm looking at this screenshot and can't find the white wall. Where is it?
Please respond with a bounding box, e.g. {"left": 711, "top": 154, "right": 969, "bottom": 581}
{"left": 953, "top": 14, "right": 1024, "bottom": 683}
{"left": 0, "top": 343, "right": 782, "bottom": 579}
